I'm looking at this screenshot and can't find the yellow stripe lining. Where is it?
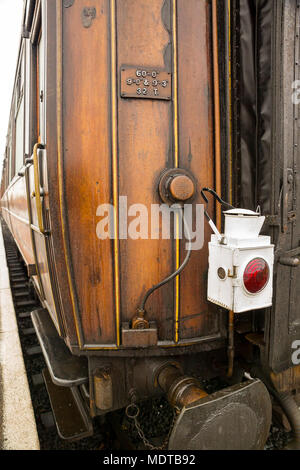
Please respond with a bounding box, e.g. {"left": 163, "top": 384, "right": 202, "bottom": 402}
{"left": 110, "top": 0, "right": 121, "bottom": 346}
{"left": 173, "top": 0, "right": 180, "bottom": 344}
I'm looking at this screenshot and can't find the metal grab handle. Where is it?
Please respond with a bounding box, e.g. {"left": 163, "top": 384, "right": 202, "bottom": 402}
{"left": 32, "top": 143, "right": 45, "bottom": 234}
{"left": 17, "top": 155, "right": 34, "bottom": 177}
{"left": 279, "top": 256, "right": 300, "bottom": 267}
{"left": 278, "top": 247, "right": 300, "bottom": 268}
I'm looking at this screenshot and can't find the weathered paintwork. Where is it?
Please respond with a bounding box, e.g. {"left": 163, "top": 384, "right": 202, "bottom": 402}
{"left": 1, "top": 0, "right": 223, "bottom": 353}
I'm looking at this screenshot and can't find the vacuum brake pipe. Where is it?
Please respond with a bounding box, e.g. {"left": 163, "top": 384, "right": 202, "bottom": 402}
{"left": 138, "top": 188, "right": 234, "bottom": 318}
{"left": 138, "top": 213, "right": 193, "bottom": 314}
{"left": 278, "top": 392, "right": 300, "bottom": 450}
{"left": 251, "top": 366, "right": 300, "bottom": 450}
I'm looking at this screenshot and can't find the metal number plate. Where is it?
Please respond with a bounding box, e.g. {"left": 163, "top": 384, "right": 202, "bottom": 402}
{"left": 121, "top": 67, "right": 172, "bottom": 100}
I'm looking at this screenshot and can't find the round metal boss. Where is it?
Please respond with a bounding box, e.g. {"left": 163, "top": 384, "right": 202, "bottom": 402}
{"left": 158, "top": 168, "right": 196, "bottom": 205}
{"left": 217, "top": 267, "right": 227, "bottom": 280}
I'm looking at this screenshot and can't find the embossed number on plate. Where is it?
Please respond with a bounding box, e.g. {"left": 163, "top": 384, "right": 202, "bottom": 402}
{"left": 121, "top": 67, "right": 172, "bottom": 100}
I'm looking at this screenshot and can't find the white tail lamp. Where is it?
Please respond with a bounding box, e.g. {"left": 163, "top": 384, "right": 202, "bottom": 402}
{"left": 202, "top": 189, "right": 274, "bottom": 314}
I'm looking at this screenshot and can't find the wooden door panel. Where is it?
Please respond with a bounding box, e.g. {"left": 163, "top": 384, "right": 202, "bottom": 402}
{"left": 62, "top": 0, "right": 116, "bottom": 345}
{"left": 177, "top": 0, "right": 219, "bottom": 340}
{"left": 117, "top": 0, "right": 174, "bottom": 340}
{"left": 268, "top": 0, "right": 300, "bottom": 372}
{"left": 60, "top": 0, "right": 222, "bottom": 348}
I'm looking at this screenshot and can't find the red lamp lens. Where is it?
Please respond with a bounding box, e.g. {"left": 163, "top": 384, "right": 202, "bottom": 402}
{"left": 243, "top": 258, "right": 269, "bottom": 294}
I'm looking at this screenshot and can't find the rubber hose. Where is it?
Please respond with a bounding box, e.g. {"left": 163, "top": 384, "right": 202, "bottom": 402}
{"left": 277, "top": 392, "right": 300, "bottom": 450}
{"left": 251, "top": 366, "right": 300, "bottom": 450}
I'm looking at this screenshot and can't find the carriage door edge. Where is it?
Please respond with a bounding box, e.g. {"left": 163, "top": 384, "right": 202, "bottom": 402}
{"left": 28, "top": 1, "right": 64, "bottom": 336}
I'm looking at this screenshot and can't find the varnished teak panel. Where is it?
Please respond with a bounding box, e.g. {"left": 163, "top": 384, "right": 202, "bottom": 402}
{"left": 60, "top": 0, "right": 219, "bottom": 347}
{"left": 63, "top": 0, "right": 115, "bottom": 345}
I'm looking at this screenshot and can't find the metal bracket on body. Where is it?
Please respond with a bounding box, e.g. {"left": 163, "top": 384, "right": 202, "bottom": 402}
{"left": 278, "top": 247, "right": 300, "bottom": 267}
{"left": 81, "top": 7, "right": 96, "bottom": 28}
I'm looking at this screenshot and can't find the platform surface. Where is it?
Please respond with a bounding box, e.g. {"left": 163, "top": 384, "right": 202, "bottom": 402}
{"left": 0, "top": 222, "right": 40, "bottom": 450}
